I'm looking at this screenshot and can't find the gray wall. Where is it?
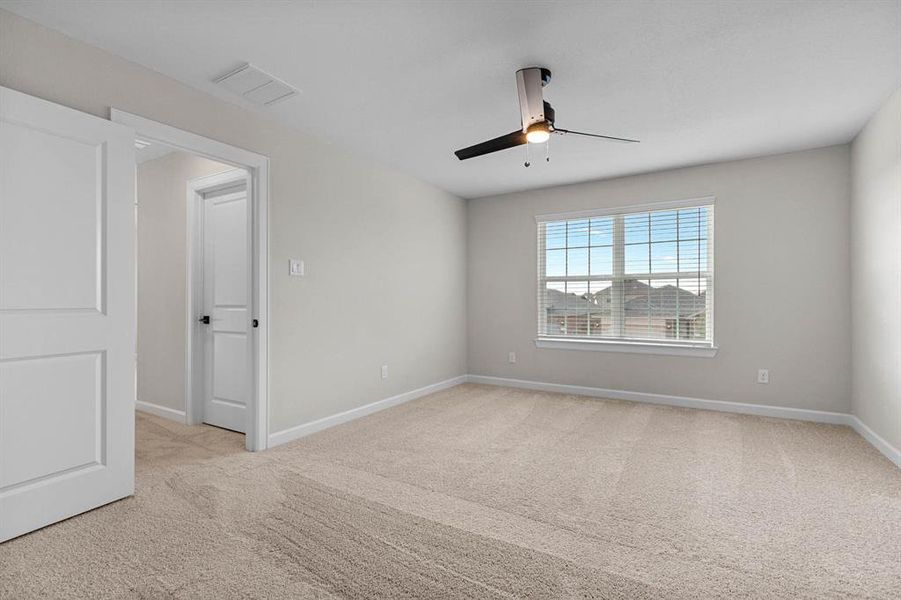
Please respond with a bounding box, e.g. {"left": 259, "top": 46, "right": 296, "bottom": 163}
{"left": 3, "top": 8, "right": 880, "bottom": 439}
{"left": 0, "top": 10, "right": 468, "bottom": 434}
{"left": 468, "top": 146, "right": 852, "bottom": 413}
{"left": 851, "top": 87, "right": 901, "bottom": 449}
{"left": 136, "top": 151, "right": 232, "bottom": 413}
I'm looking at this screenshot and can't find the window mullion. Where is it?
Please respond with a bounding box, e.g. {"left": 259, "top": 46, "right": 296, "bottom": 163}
{"left": 538, "top": 222, "right": 547, "bottom": 335}
{"left": 646, "top": 216, "right": 651, "bottom": 338}
{"left": 587, "top": 220, "right": 592, "bottom": 336}
{"left": 675, "top": 210, "right": 680, "bottom": 340}
{"left": 706, "top": 206, "right": 714, "bottom": 344}
{"left": 564, "top": 221, "right": 570, "bottom": 335}
{"left": 612, "top": 215, "right": 624, "bottom": 337}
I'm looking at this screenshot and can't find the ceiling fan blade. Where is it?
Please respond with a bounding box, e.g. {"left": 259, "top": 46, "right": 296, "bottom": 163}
{"left": 454, "top": 130, "right": 527, "bottom": 160}
{"left": 554, "top": 128, "right": 639, "bottom": 143}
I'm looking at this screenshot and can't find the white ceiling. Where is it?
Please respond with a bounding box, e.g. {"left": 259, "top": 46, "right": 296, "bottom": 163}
{"left": 3, "top": 1, "right": 899, "bottom": 199}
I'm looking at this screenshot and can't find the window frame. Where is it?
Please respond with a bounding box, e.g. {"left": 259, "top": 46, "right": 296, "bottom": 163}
{"left": 535, "top": 197, "right": 717, "bottom": 357}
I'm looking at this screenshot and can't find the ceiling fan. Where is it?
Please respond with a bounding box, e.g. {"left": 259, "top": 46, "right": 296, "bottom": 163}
{"left": 454, "top": 67, "right": 639, "bottom": 166}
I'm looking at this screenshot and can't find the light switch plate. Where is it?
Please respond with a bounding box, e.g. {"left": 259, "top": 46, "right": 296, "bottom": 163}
{"left": 289, "top": 258, "right": 304, "bottom": 277}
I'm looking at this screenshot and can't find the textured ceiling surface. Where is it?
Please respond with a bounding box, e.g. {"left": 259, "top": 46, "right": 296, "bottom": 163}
{"left": 3, "top": 0, "right": 899, "bottom": 198}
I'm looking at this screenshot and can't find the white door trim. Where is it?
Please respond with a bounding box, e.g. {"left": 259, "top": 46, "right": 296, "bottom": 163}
{"left": 187, "top": 169, "right": 249, "bottom": 432}
{"left": 112, "top": 109, "right": 270, "bottom": 452}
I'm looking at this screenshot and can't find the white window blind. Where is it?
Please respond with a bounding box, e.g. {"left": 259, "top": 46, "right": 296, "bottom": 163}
{"left": 537, "top": 201, "right": 714, "bottom": 347}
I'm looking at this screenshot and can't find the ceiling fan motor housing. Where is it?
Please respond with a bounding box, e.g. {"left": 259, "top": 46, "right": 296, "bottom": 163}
{"left": 516, "top": 67, "right": 553, "bottom": 132}
{"left": 538, "top": 67, "right": 552, "bottom": 86}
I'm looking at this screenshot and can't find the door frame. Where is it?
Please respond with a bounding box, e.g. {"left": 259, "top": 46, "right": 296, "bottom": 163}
{"left": 186, "top": 169, "right": 249, "bottom": 434}
{"left": 112, "top": 109, "right": 269, "bottom": 452}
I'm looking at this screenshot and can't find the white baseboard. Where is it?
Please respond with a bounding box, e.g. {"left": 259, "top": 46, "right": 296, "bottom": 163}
{"left": 136, "top": 400, "right": 187, "bottom": 423}
{"left": 848, "top": 416, "right": 901, "bottom": 468}
{"left": 267, "top": 375, "right": 468, "bottom": 448}
{"left": 466, "top": 375, "right": 851, "bottom": 425}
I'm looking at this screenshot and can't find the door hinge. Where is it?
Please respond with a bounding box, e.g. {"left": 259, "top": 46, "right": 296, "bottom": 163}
{"left": 252, "top": 318, "right": 259, "bottom": 328}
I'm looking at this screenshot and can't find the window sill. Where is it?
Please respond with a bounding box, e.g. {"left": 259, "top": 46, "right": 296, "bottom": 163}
{"left": 534, "top": 337, "right": 718, "bottom": 357}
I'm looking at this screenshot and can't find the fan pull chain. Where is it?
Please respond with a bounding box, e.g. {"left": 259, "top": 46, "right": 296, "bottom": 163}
{"left": 546, "top": 136, "right": 550, "bottom": 162}
{"left": 524, "top": 142, "right": 531, "bottom": 168}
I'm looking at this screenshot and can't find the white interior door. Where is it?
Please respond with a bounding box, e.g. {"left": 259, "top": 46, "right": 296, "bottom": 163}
{"left": 0, "top": 87, "right": 135, "bottom": 542}
{"left": 200, "top": 183, "right": 250, "bottom": 433}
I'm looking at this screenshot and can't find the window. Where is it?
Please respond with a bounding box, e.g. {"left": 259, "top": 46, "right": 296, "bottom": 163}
{"left": 537, "top": 200, "right": 714, "bottom": 352}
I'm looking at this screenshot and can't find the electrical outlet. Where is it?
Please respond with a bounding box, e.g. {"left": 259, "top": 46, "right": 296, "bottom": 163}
{"left": 381, "top": 364, "right": 388, "bottom": 379}
{"left": 757, "top": 369, "right": 769, "bottom": 384}
{"left": 508, "top": 352, "right": 516, "bottom": 364}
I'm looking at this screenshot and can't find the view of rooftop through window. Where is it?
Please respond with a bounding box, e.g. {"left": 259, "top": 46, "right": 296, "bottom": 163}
{"left": 538, "top": 203, "right": 714, "bottom": 345}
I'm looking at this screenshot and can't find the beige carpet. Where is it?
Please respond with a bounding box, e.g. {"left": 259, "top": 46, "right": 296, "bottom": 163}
{"left": 1, "top": 384, "right": 899, "bottom": 599}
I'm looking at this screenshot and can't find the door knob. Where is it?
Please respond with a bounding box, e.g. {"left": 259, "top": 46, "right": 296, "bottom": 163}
{"left": 199, "top": 315, "right": 210, "bottom": 324}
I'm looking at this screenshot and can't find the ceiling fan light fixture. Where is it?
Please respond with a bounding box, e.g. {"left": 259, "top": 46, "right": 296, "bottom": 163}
{"left": 526, "top": 122, "right": 550, "bottom": 144}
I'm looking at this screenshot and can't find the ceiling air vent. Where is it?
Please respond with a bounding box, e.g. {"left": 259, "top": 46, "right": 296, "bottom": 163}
{"left": 214, "top": 63, "right": 299, "bottom": 106}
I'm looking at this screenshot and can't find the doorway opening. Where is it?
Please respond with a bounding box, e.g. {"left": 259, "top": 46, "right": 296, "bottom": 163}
{"left": 116, "top": 110, "right": 270, "bottom": 452}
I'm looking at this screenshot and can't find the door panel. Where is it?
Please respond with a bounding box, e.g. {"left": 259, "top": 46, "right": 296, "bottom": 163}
{"left": 211, "top": 197, "right": 247, "bottom": 306}
{"left": 0, "top": 121, "right": 103, "bottom": 311}
{"left": 202, "top": 187, "right": 249, "bottom": 433}
{"left": 212, "top": 333, "right": 248, "bottom": 399}
{"left": 0, "top": 86, "right": 135, "bottom": 542}
{"left": 0, "top": 352, "right": 103, "bottom": 489}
